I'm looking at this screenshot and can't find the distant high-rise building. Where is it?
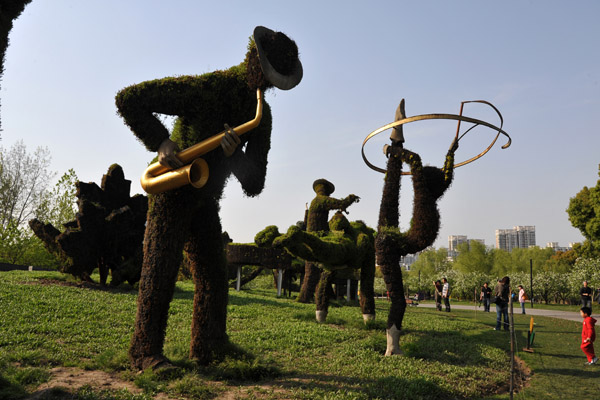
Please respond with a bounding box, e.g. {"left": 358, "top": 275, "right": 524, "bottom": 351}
{"left": 448, "top": 235, "right": 485, "bottom": 259}
{"left": 448, "top": 235, "right": 468, "bottom": 259}
{"left": 546, "top": 242, "right": 573, "bottom": 252}
{"left": 495, "top": 226, "right": 536, "bottom": 251}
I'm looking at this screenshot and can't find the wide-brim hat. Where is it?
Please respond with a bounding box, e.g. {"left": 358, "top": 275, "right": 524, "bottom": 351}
{"left": 254, "top": 26, "right": 303, "bottom": 90}
{"left": 313, "top": 178, "right": 335, "bottom": 195}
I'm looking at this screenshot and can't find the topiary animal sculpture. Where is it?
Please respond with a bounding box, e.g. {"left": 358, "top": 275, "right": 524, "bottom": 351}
{"left": 273, "top": 211, "right": 375, "bottom": 323}
{"left": 297, "top": 178, "right": 360, "bottom": 303}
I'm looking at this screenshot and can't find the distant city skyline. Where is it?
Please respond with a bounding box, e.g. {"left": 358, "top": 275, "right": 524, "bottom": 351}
{"left": 446, "top": 226, "right": 578, "bottom": 253}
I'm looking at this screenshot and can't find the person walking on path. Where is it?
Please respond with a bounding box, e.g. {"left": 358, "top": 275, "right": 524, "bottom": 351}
{"left": 580, "top": 306, "right": 597, "bottom": 365}
{"left": 518, "top": 285, "right": 527, "bottom": 314}
{"left": 442, "top": 277, "right": 451, "bottom": 312}
{"left": 494, "top": 276, "right": 510, "bottom": 331}
{"left": 580, "top": 281, "right": 593, "bottom": 310}
{"left": 481, "top": 282, "right": 492, "bottom": 312}
{"left": 433, "top": 280, "right": 443, "bottom": 311}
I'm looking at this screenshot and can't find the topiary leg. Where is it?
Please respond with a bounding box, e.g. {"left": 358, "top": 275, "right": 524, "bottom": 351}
{"left": 186, "top": 201, "right": 230, "bottom": 365}
{"left": 129, "top": 191, "right": 190, "bottom": 370}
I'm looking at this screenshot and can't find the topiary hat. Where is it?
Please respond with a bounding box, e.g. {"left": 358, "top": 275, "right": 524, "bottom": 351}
{"left": 313, "top": 178, "right": 335, "bottom": 195}
{"left": 254, "top": 26, "right": 303, "bottom": 90}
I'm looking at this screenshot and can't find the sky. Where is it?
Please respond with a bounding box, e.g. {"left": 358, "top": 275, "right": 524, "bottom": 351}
{"left": 1, "top": 0, "right": 599, "bottom": 250}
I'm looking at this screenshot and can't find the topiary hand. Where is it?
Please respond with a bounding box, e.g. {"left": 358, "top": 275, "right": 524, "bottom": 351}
{"left": 221, "top": 124, "right": 242, "bottom": 157}
{"left": 158, "top": 139, "right": 183, "bottom": 169}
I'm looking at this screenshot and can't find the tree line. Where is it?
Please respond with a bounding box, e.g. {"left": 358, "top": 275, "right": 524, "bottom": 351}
{"left": 0, "top": 140, "right": 77, "bottom": 267}
{"left": 404, "top": 236, "right": 597, "bottom": 305}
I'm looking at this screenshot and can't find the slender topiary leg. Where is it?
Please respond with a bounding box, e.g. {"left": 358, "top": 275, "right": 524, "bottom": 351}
{"left": 315, "top": 270, "right": 334, "bottom": 322}
{"left": 298, "top": 262, "right": 321, "bottom": 303}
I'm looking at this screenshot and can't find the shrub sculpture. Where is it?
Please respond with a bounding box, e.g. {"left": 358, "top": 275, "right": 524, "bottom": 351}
{"left": 226, "top": 226, "right": 294, "bottom": 289}
{"left": 375, "top": 99, "right": 457, "bottom": 356}
{"left": 115, "top": 26, "right": 302, "bottom": 369}
{"left": 29, "top": 164, "right": 147, "bottom": 286}
{"left": 272, "top": 211, "right": 376, "bottom": 323}
{"left": 297, "top": 179, "right": 360, "bottom": 303}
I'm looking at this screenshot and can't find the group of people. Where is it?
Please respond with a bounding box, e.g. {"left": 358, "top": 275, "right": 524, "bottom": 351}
{"left": 483, "top": 278, "right": 598, "bottom": 366}
{"left": 433, "top": 277, "right": 598, "bottom": 366}
{"left": 432, "top": 278, "right": 451, "bottom": 312}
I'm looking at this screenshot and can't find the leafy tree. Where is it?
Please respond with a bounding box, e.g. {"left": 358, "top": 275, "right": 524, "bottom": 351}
{"left": 567, "top": 164, "right": 600, "bottom": 257}
{"left": 545, "top": 249, "right": 577, "bottom": 273}
{"left": 568, "top": 258, "right": 600, "bottom": 301}
{"left": 0, "top": 220, "right": 34, "bottom": 264}
{"left": 35, "top": 168, "right": 78, "bottom": 228}
{"left": 451, "top": 271, "right": 490, "bottom": 301}
{"left": 453, "top": 241, "right": 493, "bottom": 274}
{"left": 0, "top": 141, "right": 71, "bottom": 267}
{"left": 490, "top": 248, "right": 512, "bottom": 276}
{"left": 0, "top": 140, "right": 54, "bottom": 227}
{"left": 409, "top": 247, "right": 450, "bottom": 280}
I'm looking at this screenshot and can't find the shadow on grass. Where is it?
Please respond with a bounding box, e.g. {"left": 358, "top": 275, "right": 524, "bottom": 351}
{"left": 539, "top": 353, "right": 581, "bottom": 360}
{"left": 272, "top": 372, "right": 456, "bottom": 400}
{"left": 534, "top": 367, "right": 599, "bottom": 378}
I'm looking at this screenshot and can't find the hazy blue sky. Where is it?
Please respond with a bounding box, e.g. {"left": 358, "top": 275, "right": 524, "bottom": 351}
{"left": 2, "top": 1, "right": 599, "bottom": 250}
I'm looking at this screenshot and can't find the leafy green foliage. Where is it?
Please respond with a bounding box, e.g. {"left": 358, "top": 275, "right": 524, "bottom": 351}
{"left": 0, "top": 140, "right": 54, "bottom": 227}
{"left": 567, "top": 163, "right": 600, "bottom": 257}
{"left": 35, "top": 168, "right": 78, "bottom": 228}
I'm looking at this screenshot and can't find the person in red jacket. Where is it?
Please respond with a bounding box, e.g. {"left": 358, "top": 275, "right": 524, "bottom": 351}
{"left": 580, "top": 306, "right": 598, "bottom": 365}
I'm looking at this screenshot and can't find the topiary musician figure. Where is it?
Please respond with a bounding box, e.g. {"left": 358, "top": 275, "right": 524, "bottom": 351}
{"left": 297, "top": 179, "right": 360, "bottom": 303}
{"left": 115, "top": 26, "right": 302, "bottom": 370}
{"left": 376, "top": 99, "right": 457, "bottom": 356}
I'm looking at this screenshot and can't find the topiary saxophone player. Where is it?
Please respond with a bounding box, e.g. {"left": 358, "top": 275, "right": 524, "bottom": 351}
{"left": 115, "top": 26, "right": 302, "bottom": 370}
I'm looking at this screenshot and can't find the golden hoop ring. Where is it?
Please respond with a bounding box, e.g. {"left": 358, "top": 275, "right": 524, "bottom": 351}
{"left": 361, "top": 113, "right": 511, "bottom": 174}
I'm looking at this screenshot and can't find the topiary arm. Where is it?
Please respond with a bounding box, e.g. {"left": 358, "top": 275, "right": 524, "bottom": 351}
{"left": 115, "top": 77, "right": 209, "bottom": 152}
{"left": 229, "top": 104, "right": 273, "bottom": 197}
{"left": 322, "top": 194, "right": 360, "bottom": 213}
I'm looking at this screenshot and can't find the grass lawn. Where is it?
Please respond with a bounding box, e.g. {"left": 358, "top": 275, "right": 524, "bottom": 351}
{"left": 0, "top": 270, "right": 597, "bottom": 399}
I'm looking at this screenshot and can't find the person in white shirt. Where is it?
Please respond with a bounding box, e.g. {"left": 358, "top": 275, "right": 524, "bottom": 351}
{"left": 518, "top": 285, "right": 526, "bottom": 314}
{"left": 442, "top": 277, "right": 451, "bottom": 312}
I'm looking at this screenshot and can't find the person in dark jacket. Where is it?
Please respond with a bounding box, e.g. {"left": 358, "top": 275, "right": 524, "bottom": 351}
{"left": 433, "top": 280, "right": 443, "bottom": 311}
{"left": 480, "top": 282, "right": 492, "bottom": 312}
{"left": 494, "top": 276, "right": 510, "bottom": 331}
{"left": 580, "top": 281, "right": 593, "bottom": 310}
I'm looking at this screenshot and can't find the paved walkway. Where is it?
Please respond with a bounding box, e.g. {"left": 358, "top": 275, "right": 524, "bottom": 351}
{"left": 418, "top": 302, "right": 582, "bottom": 322}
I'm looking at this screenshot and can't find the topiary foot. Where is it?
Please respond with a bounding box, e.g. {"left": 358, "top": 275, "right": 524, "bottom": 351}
{"left": 133, "top": 354, "right": 177, "bottom": 373}
{"left": 385, "top": 324, "right": 403, "bottom": 356}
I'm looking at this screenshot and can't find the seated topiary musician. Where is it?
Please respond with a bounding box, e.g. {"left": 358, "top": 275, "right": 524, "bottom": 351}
{"left": 115, "top": 26, "right": 302, "bottom": 370}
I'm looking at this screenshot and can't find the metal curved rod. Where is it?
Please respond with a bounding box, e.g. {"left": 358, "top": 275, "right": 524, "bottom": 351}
{"left": 361, "top": 113, "right": 512, "bottom": 174}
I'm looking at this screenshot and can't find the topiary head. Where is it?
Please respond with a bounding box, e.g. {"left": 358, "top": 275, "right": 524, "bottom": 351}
{"left": 246, "top": 26, "right": 302, "bottom": 92}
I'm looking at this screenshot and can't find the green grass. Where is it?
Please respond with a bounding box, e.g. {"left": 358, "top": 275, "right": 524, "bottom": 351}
{"left": 0, "top": 271, "right": 597, "bottom": 399}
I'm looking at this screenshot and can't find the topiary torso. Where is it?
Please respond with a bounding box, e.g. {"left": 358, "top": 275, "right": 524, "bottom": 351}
{"left": 116, "top": 63, "right": 273, "bottom": 203}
